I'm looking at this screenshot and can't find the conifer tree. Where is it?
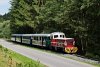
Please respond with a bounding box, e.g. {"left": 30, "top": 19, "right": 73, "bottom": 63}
{"left": 10, "top": 0, "right": 38, "bottom": 34}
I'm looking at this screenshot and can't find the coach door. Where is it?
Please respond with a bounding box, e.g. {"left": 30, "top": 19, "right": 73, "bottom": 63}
{"left": 45, "top": 37, "right": 51, "bottom": 47}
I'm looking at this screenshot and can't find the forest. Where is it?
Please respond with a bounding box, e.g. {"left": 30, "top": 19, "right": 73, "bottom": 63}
{"left": 0, "top": 0, "right": 100, "bottom": 60}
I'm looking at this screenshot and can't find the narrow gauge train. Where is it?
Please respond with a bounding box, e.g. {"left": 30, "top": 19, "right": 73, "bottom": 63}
{"left": 11, "top": 32, "right": 78, "bottom": 53}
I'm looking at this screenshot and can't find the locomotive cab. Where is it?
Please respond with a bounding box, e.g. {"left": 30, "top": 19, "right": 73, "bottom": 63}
{"left": 50, "top": 32, "right": 65, "bottom": 39}
{"left": 50, "top": 32, "right": 78, "bottom": 53}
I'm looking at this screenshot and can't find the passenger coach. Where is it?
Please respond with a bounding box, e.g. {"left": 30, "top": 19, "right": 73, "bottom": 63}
{"left": 11, "top": 32, "right": 78, "bottom": 53}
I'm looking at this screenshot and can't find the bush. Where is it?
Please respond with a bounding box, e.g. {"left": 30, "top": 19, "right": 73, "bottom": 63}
{"left": 85, "top": 52, "right": 100, "bottom": 60}
{"left": 0, "top": 20, "right": 11, "bottom": 39}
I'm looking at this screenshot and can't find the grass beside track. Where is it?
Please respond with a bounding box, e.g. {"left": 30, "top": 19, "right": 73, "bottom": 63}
{"left": 0, "top": 45, "right": 45, "bottom": 67}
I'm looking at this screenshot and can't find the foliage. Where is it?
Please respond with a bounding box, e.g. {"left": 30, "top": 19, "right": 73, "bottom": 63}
{"left": 0, "top": 45, "right": 45, "bottom": 67}
{"left": 0, "top": 20, "right": 11, "bottom": 38}
{"left": 10, "top": 0, "right": 38, "bottom": 34}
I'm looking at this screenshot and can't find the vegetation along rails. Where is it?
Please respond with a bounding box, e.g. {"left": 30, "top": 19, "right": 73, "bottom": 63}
{"left": 0, "top": 45, "right": 45, "bottom": 67}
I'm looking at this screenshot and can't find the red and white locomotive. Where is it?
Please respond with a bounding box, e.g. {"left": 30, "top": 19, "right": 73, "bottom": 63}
{"left": 50, "top": 32, "right": 78, "bottom": 53}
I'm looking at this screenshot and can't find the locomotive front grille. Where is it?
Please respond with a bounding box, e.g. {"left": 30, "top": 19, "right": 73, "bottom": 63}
{"left": 65, "top": 47, "right": 78, "bottom": 53}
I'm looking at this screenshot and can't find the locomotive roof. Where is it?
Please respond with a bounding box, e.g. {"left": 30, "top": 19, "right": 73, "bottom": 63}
{"left": 32, "top": 34, "right": 50, "bottom": 37}
{"left": 54, "top": 38, "right": 74, "bottom": 40}
{"left": 51, "top": 32, "right": 64, "bottom": 35}
{"left": 12, "top": 34, "right": 50, "bottom": 37}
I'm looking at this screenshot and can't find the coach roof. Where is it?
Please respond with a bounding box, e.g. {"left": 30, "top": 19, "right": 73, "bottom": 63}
{"left": 12, "top": 34, "right": 50, "bottom": 37}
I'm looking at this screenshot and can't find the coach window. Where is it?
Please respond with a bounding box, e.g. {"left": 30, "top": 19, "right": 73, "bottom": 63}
{"left": 38, "top": 37, "right": 40, "bottom": 41}
{"left": 34, "top": 37, "right": 38, "bottom": 40}
{"left": 48, "top": 37, "right": 50, "bottom": 40}
{"left": 32, "top": 37, "right": 34, "bottom": 40}
{"left": 39, "top": 37, "right": 41, "bottom": 40}
{"left": 40, "top": 37, "right": 42, "bottom": 41}
{"left": 34, "top": 37, "right": 36, "bottom": 40}
{"left": 54, "top": 35, "right": 58, "bottom": 38}
{"left": 46, "top": 37, "right": 50, "bottom": 40}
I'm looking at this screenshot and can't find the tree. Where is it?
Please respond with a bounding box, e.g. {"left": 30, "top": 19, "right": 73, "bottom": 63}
{"left": 10, "top": 0, "right": 38, "bottom": 34}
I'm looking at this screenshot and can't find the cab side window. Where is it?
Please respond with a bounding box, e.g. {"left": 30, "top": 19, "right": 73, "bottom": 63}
{"left": 54, "top": 35, "right": 58, "bottom": 38}
{"left": 60, "top": 35, "right": 65, "bottom": 38}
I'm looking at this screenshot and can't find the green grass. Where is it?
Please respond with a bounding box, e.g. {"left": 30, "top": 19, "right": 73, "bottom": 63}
{"left": 0, "top": 45, "right": 46, "bottom": 67}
